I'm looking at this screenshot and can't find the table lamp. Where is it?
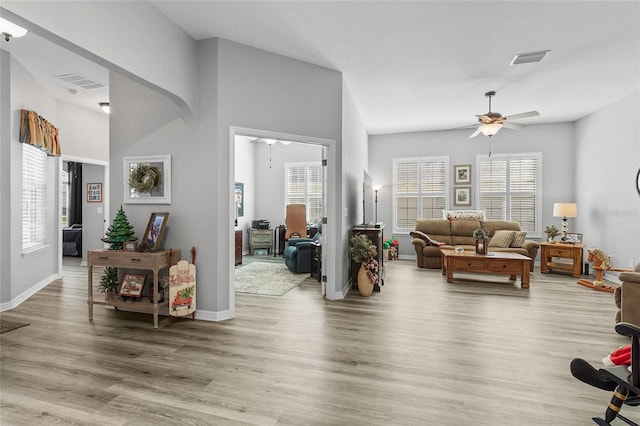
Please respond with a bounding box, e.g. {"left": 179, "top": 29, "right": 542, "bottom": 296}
{"left": 553, "top": 203, "right": 577, "bottom": 241}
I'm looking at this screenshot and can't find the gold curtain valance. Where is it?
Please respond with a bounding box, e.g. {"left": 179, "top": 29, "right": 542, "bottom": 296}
{"left": 19, "top": 109, "right": 61, "bottom": 156}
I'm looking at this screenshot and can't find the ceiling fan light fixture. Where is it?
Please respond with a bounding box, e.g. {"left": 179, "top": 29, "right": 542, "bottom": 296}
{"left": 479, "top": 123, "right": 502, "bottom": 136}
{"left": 510, "top": 50, "right": 551, "bottom": 65}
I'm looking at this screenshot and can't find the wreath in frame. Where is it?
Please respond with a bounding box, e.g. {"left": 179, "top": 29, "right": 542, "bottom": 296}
{"left": 129, "top": 164, "right": 162, "bottom": 194}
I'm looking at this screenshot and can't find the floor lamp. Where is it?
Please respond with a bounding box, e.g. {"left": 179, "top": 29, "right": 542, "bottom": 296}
{"left": 553, "top": 203, "right": 577, "bottom": 241}
{"left": 373, "top": 185, "right": 382, "bottom": 224}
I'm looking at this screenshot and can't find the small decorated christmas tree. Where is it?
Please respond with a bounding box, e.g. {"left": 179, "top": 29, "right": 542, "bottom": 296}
{"left": 101, "top": 206, "right": 137, "bottom": 250}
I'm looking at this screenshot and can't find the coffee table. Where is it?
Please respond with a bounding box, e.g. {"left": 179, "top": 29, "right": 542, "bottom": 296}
{"left": 440, "top": 249, "right": 531, "bottom": 288}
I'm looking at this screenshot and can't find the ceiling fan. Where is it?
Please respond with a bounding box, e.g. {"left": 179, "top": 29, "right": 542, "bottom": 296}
{"left": 469, "top": 91, "right": 540, "bottom": 138}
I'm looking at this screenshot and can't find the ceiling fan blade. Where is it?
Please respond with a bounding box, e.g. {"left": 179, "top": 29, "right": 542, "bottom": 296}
{"left": 506, "top": 111, "right": 539, "bottom": 120}
{"left": 502, "top": 121, "right": 526, "bottom": 130}
{"left": 469, "top": 128, "right": 482, "bottom": 138}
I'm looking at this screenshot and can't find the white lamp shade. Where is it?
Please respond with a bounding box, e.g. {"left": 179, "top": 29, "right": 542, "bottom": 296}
{"left": 553, "top": 203, "right": 577, "bottom": 218}
{"left": 480, "top": 123, "right": 503, "bottom": 136}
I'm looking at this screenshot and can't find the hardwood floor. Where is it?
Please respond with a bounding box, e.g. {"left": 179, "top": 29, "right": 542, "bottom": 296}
{"left": 0, "top": 258, "right": 634, "bottom": 425}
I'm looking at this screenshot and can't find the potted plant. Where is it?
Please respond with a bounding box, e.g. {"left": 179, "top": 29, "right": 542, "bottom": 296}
{"left": 545, "top": 225, "right": 560, "bottom": 243}
{"left": 98, "top": 266, "right": 119, "bottom": 300}
{"left": 349, "top": 234, "right": 379, "bottom": 297}
{"left": 473, "top": 228, "right": 488, "bottom": 254}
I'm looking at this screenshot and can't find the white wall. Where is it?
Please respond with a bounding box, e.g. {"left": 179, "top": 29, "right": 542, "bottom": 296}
{"left": 342, "top": 82, "right": 369, "bottom": 291}
{"left": 575, "top": 91, "right": 640, "bottom": 275}
{"left": 369, "top": 123, "right": 574, "bottom": 257}
{"left": 3, "top": 1, "right": 197, "bottom": 116}
{"left": 56, "top": 101, "right": 109, "bottom": 162}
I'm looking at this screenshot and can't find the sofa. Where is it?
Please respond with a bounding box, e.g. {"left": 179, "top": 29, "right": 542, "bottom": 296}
{"left": 411, "top": 219, "right": 539, "bottom": 271}
{"left": 614, "top": 263, "right": 640, "bottom": 325}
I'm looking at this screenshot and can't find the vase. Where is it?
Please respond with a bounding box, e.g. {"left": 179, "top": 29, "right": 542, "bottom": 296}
{"left": 547, "top": 237, "right": 556, "bottom": 244}
{"left": 357, "top": 264, "right": 374, "bottom": 297}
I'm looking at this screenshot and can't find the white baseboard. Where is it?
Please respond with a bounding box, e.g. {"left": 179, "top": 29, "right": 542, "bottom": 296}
{"left": 195, "top": 309, "right": 232, "bottom": 322}
{"left": 0, "top": 273, "right": 61, "bottom": 312}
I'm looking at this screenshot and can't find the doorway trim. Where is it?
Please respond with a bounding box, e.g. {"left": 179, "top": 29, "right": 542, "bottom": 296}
{"left": 229, "top": 126, "right": 338, "bottom": 317}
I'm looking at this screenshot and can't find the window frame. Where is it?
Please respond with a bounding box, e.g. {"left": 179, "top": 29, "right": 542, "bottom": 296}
{"left": 392, "top": 156, "right": 450, "bottom": 234}
{"left": 476, "top": 152, "right": 542, "bottom": 238}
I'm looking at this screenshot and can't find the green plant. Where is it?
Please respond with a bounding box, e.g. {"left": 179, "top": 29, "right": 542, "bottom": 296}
{"left": 349, "top": 234, "right": 377, "bottom": 264}
{"left": 98, "top": 267, "right": 119, "bottom": 293}
{"left": 101, "top": 206, "right": 137, "bottom": 250}
{"left": 472, "top": 228, "right": 487, "bottom": 240}
{"left": 545, "top": 225, "right": 560, "bottom": 239}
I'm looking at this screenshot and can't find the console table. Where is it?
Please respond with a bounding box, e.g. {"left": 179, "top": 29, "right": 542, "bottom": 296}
{"left": 87, "top": 249, "right": 179, "bottom": 328}
{"left": 540, "top": 242, "right": 583, "bottom": 277}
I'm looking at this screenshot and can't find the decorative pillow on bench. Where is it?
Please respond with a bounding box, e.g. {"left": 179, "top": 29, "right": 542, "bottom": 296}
{"left": 410, "top": 231, "right": 446, "bottom": 247}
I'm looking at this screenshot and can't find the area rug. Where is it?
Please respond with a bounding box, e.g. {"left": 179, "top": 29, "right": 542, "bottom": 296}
{"left": 235, "top": 262, "right": 307, "bottom": 296}
{"left": 0, "top": 319, "right": 29, "bottom": 334}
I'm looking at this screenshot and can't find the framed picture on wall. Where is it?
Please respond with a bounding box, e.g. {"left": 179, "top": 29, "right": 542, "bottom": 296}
{"left": 454, "top": 164, "right": 472, "bottom": 185}
{"left": 235, "top": 182, "right": 244, "bottom": 217}
{"left": 124, "top": 155, "right": 172, "bottom": 204}
{"left": 453, "top": 186, "right": 472, "bottom": 207}
{"left": 86, "top": 182, "right": 102, "bottom": 203}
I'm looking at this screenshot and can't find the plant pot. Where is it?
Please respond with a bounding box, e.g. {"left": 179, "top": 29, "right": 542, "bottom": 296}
{"left": 357, "top": 264, "right": 374, "bottom": 297}
{"left": 547, "top": 237, "right": 557, "bottom": 244}
{"left": 105, "top": 290, "right": 115, "bottom": 301}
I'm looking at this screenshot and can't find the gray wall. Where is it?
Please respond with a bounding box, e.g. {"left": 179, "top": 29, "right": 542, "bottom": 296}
{"left": 81, "top": 163, "right": 106, "bottom": 261}
{"left": 369, "top": 123, "right": 574, "bottom": 258}
{"left": 575, "top": 91, "right": 640, "bottom": 275}
{"left": 1, "top": 52, "right": 60, "bottom": 309}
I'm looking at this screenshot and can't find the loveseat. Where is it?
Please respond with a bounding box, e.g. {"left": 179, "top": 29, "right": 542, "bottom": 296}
{"left": 411, "top": 219, "right": 539, "bottom": 272}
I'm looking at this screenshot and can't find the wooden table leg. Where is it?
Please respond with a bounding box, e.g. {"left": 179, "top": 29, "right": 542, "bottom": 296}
{"left": 153, "top": 270, "right": 159, "bottom": 329}
{"left": 446, "top": 258, "right": 454, "bottom": 283}
{"left": 521, "top": 260, "right": 531, "bottom": 289}
{"left": 88, "top": 265, "right": 94, "bottom": 321}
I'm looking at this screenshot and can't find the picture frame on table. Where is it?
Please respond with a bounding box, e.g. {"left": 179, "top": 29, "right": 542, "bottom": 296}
{"left": 124, "top": 155, "right": 171, "bottom": 204}
{"left": 454, "top": 164, "right": 472, "bottom": 185}
{"left": 86, "top": 182, "right": 102, "bottom": 203}
{"left": 453, "top": 186, "right": 472, "bottom": 207}
{"left": 140, "top": 212, "right": 170, "bottom": 252}
{"left": 565, "top": 232, "right": 583, "bottom": 244}
{"left": 119, "top": 273, "right": 146, "bottom": 298}
{"left": 123, "top": 241, "right": 138, "bottom": 252}
{"left": 235, "top": 182, "right": 244, "bottom": 217}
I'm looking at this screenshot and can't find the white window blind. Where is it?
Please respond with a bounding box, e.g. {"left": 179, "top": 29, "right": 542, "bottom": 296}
{"left": 477, "top": 153, "right": 541, "bottom": 236}
{"left": 23, "top": 144, "right": 48, "bottom": 251}
{"left": 393, "top": 156, "right": 449, "bottom": 232}
{"left": 285, "top": 162, "right": 323, "bottom": 224}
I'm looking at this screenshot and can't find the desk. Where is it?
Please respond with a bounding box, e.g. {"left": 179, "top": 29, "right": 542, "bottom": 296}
{"left": 540, "top": 242, "right": 583, "bottom": 277}
{"left": 87, "top": 249, "right": 179, "bottom": 328}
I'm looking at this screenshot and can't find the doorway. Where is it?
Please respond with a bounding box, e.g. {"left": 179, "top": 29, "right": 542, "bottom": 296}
{"left": 229, "top": 126, "right": 336, "bottom": 315}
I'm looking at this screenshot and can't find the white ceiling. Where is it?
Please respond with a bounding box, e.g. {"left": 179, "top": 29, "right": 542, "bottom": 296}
{"left": 3, "top": 1, "right": 640, "bottom": 134}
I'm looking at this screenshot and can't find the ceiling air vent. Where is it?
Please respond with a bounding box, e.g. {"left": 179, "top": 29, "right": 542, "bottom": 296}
{"left": 54, "top": 73, "right": 107, "bottom": 90}
{"left": 510, "top": 50, "right": 551, "bottom": 65}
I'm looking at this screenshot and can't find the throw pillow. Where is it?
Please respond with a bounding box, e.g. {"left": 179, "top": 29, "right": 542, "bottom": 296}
{"left": 488, "top": 230, "right": 515, "bottom": 248}
{"left": 510, "top": 231, "right": 527, "bottom": 248}
{"left": 443, "top": 209, "right": 486, "bottom": 221}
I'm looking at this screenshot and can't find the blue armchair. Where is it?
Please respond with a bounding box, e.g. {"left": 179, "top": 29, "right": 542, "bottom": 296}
{"left": 284, "top": 224, "right": 321, "bottom": 273}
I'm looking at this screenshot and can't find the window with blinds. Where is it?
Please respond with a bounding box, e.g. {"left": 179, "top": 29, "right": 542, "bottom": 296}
{"left": 477, "top": 153, "right": 541, "bottom": 236}
{"left": 285, "top": 162, "right": 323, "bottom": 224}
{"left": 23, "top": 144, "right": 48, "bottom": 251}
{"left": 393, "top": 156, "right": 449, "bottom": 232}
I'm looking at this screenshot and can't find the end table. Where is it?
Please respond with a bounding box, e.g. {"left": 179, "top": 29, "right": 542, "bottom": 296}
{"left": 540, "top": 242, "right": 583, "bottom": 277}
